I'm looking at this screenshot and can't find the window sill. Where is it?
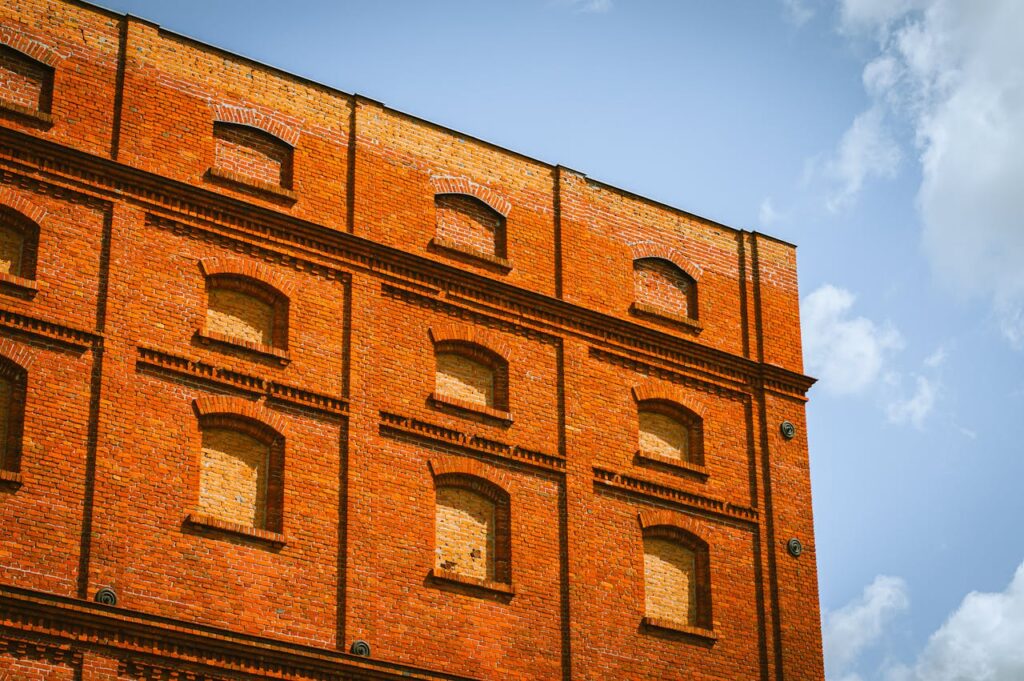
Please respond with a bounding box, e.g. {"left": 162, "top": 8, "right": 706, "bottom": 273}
{"left": 429, "top": 392, "right": 512, "bottom": 425}
{"left": 636, "top": 450, "right": 709, "bottom": 479}
{"left": 205, "top": 167, "right": 297, "bottom": 203}
{"left": 430, "top": 567, "right": 515, "bottom": 596}
{"left": 630, "top": 302, "right": 703, "bottom": 332}
{"left": 0, "top": 470, "right": 23, "bottom": 488}
{"left": 0, "top": 272, "right": 40, "bottom": 296}
{"left": 429, "top": 237, "right": 512, "bottom": 272}
{"left": 184, "top": 512, "right": 287, "bottom": 546}
{"left": 195, "top": 328, "right": 291, "bottom": 366}
{"left": 0, "top": 99, "right": 53, "bottom": 126}
{"left": 642, "top": 617, "right": 717, "bottom": 642}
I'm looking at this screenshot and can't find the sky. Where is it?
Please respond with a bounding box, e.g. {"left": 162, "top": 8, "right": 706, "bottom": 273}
{"left": 89, "top": 1, "right": 1024, "bottom": 678}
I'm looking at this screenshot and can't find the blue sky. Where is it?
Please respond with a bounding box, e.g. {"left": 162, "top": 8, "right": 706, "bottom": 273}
{"left": 92, "top": 1, "right": 1024, "bottom": 678}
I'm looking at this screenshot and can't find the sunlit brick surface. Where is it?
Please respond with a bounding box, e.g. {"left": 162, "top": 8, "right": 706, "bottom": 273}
{"left": 644, "top": 536, "right": 697, "bottom": 625}
{"left": 0, "top": 45, "right": 50, "bottom": 112}
{"left": 206, "top": 288, "right": 274, "bottom": 346}
{"left": 435, "top": 352, "right": 494, "bottom": 407}
{"left": 435, "top": 193, "right": 504, "bottom": 258}
{"left": 199, "top": 427, "right": 269, "bottom": 529}
{"left": 435, "top": 486, "right": 495, "bottom": 581}
{"left": 639, "top": 410, "right": 690, "bottom": 462}
{"left": 214, "top": 123, "right": 291, "bottom": 188}
{"left": 634, "top": 257, "right": 697, "bottom": 319}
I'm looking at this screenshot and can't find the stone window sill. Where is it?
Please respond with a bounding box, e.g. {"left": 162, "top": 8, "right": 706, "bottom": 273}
{"left": 0, "top": 469, "right": 24, "bottom": 487}
{"left": 429, "top": 237, "right": 512, "bottom": 272}
{"left": 195, "top": 328, "right": 291, "bottom": 366}
{"left": 205, "top": 167, "right": 297, "bottom": 202}
{"left": 0, "top": 99, "right": 53, "bottom": 126}
{"left": 630, "top": 302, "right": 703, "bottom": 332}
{"left": 636, "top": 450, "right": 709, "bottom": 478}
{"left": 0, "top": 272, "right": 40, "bottom": 296}
{"left": 642, "top": 617, "right": 717, "bottom": 642}
{"left": 430, "top": 567, "right": 515, "bottom": 596}
{"left": 184, "top": 512, "right": 287, "bottom": 546}
{"left": 429, "top": 392, "right": 512, "bottom": 425}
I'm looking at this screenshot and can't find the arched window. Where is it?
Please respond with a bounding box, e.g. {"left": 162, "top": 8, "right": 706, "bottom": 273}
{"left": 197, "top": 413, "right": 284, "bottom": 533}
{"left": 205, "top": 274, "right": 289, "bottom": 351}
{"left": 434, "top": 474, "right": 511, "bottom": 585}
{"left": 0, "top": 44, "right": 54, "bottom": 117}
{"left": 0, "top": 206, "right": 40, "bottom": 281}
{"left": 434, "top": 193, "right": 507, "bottom": 262}
{"left": 633, "top": 257, "right": 698, "bottom": 323}
{"left": 211, "top": 121, "right": 293, "bottom": 191}
{"left": 434, "top": 341, "right": 509, "bottom": 412}
{"left": 0, "top": 356, "right": 27, "bottom": 475}
{"left": 642, "top": 526, "right": 712, "bottom": 630}
{"left": 637, "top": 400, "right": 703, "bottom": 467}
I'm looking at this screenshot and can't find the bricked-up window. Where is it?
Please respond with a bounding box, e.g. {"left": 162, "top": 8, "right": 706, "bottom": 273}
{"left": 198, "top": 415, "right": 284, "bottom": 532}
{"left": 0, "top": 357, "right": 27, "bottom": 474}
{"left": 213, "top": 122, "right": 293, "bottom": 190}
{"left": 643, "top": 527, "right": 712, "bottom": 630}
{"left": 434, "top": 342, "right": 509, "bottom": 411}
{"left": 434, "top": 474, "right": 511, "bottom": 584}
{"left": 0, "top": 44, "right": 54, "bottom": 116}
{"left": 634, "top": 257, "right": 698, "bottom": 321}
{"left": 637, "top": 400, "right": 703, "bottom": 466}
{"left": 0, "top": 206, "right": 40, "bottom": 280}
{"left": 205, "top": 275, "right": 289, "bottom": 350}
{"left": 435, "top": 194, "right": 507, "bottom": 261}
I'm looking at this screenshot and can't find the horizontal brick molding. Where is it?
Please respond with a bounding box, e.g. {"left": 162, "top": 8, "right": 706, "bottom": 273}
{"left": 185, "top": 512, "right": 287, "bottom": 546}
{"left": 629, "top": 242, "right": 703, "bottom": 281}
{"left": 637, "top": 509, "right": 712, "bottom": 543}
{"left": 212, "top": 104, "right": 300, "bottom": 147}
{"left": 192, "top": 396, "right": 288, "bottom": 438}
{"left": 640, "top": 617, "right": 717, "bottom": 642}
{"left": 631, "top": 384, "right": 707, "bottom": 417}
{"left": 0, "top": 27, "right": 63, "bottom": 67}
{"left": 429, "top": 567, "right": 515, "bottom": 596}
{"left": 0, "top": 188, "right": 47, "bottom": 226}
{"left": 429, "top": 176, "right": 512, "bottom": 217}
{"left": 0, "top": 337, "right": 34, "bottom": 370}
{"left": 428, "top": 324, "right": 512, "bottom": 362}
{"left": 198, "top": 257, "right": 296, "bottom": 298}
{"left": 428, "top": 455, "right": 513, "bottom": 495}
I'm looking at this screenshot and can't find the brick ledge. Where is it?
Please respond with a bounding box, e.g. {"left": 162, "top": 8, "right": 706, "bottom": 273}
{"left": 430, "top": 567, "right": 515, "bottom": 596}
{"left": 195, "top": 327, "right": 291, "bottom": 365}
{"left": 641, "top": 617, "right": 717, "bottom": 642}
{"left": 630, "top": 302, "right": 703, "bottom": 332}
{"left": 184, "top": 512, "right": 287, "bottom": 546}
{"left": 429, "top": 237, "right": 512, "bottom": 272}
{"left": 429, "top": 392, "right": 512, "bottom": 425}
{"left": 0, "top": 99, "right": 53, "bottom": 126}
{"left": 0, "top": 469, "right": 23, "bottom": 487}
{"left": 205, "top": 166, "right": 297, "bottom": 202}
{"left": 0, "top": 271, "right": 39, "bottom": 296}
{"left": 636, "top": 450, "right": 709, "bottom": 478}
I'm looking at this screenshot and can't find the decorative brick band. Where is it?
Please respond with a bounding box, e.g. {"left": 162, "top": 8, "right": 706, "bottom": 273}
{"left": 0, "top": 27, "right": 63, "bottom": 67}
{"left": 632, "top": 383, "right": 707, "bottom": 417}
{"left": 637, "top": 509, "right": 712, "bottom": 542}
{"left": 429, "top": 323, "right": 512, "bottom": 362}
{"left": 629, "top": 241, "right": 703, "bottom": 281}
{"left": 197, "top": 257, "right": 296, "bottom": 298}
{"left": 0, "top": 337, "right": 33, "bottom": 369}
{"left": 430, "top": 176, "right": 512, "bottom": 217}
{"left": 428, "top": 454, "right": 513, "bottom": 495}
{"left": 212, "top": 104, "right": 300, "bottom": 146}
{"left": 0, "top": 187, "right": 47, "bottom": 225}
{"left": 192, "top": 395, "right": 288, "bottom": 437}
{"left": 594, "top": 467, "right": 757, "bottom": 525}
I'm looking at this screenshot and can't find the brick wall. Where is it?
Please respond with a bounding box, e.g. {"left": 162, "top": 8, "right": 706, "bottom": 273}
{"left": 0, "top": 2, "right": 824, "bottom": 679}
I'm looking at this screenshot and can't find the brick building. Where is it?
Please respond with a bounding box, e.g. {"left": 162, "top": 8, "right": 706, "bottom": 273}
{"left": 0, "top": 1, "right": 825, "bottom": 679}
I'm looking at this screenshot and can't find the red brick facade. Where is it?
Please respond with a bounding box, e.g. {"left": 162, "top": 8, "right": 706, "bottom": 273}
{"left": 0, "top": 1, "right": 824, "bottom": 679}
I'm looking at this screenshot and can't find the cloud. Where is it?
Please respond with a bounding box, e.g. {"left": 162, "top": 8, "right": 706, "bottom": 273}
{"left": 558, "top": 0, "right": 612, "bottom": 13}
{"left": 922, "top": 346, "right": 946, "bottom": 367}
{"left": 885, "top": 375, "right": 937, "bottom": 428}
{"left": 783, "top": 0, "right": 816, "bottom": 26}
{"left": 802, "top": 284, "right": 904, "bottom": 395}
{"left": 836, "top": 0, "right": 1024, "bottom": 348}
{"left": 824, "top": 106, "right": 902, "bottom": 212}
{"left": 823, "top": 575, "right": 910, "bottom": 679}
{"left": 759, "top": 197, "right": 781, "bottom": 226}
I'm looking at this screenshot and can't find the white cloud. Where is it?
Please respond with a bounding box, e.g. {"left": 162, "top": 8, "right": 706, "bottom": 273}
{"left": 922, "top": 346, "right": 946, "bottom": 367}
{"left": 837, "top": 0, "right": 1024, "bottom": 348}
{"left": 559, "top": 0, "right": 612, "bottom": 13}
{"left": 802, "top": 284, "right": 904, "bottom": 395}
{"left": 759, "top": 197, "right": 781, "bottom": 226}
{"left": 885, "top": 375, "right": 937, "bottom": 428}
{"left": 783, "top": 0, "right": 816, "bottom": 26}
{"left": 823, "top": 575, "right": 910, "bottom": 679}
{"left": 825, "top": 106, "right": 902, "bottom": 212}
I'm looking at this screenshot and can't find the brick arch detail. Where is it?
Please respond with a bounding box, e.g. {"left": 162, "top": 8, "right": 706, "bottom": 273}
{"left": 430, "top": 176, "right": 512, "bottom": 218}
{"left": 212, "top": 104, "right": 300, "bottom": 147}
{"left": 637, "top": 510, "right": 712, "bottom": 543}
{"left": 0, "top": 337, "right": 33, "bottom": 371}
{"left": 192, "top": 396, "right": 287, "bottom": 438}
{"left": 197, "top": 257, "right": 295, "bottom": 298}
{"left": 428, "top": 455, "right": 512, "bottom": 499}
{"left": 629, "top": 242, "right": 703, "bottom": 282}
{"left": 0, "top": 27, "right": 63, "bottom": 67}
{"left": 631, "top": 383, "right": 707, "bottom": 418}
{"left": 428, "top": 323, "right": 512, "bottom": 362}
{"left": 0, "top": 188, "right": 47, "bottom": 226}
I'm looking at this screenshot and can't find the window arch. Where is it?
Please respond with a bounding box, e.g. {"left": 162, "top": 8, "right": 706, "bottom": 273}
{"left": 637, "top": 399, "right": 704, "bottom": 467}
{"left": 211, "top": 121, "right": 294, "bottom": 192}
{"left": 0, "top": 205, "right": 40, "bottom": 281}
{"left": 642, "top": 524, "right": 712, "bottom": 630}
{"left": 433, "top": 340, "right": 509, "bottom": 413}
{"left": 633, "top": 257, "right": 698, "bottom": 322}
{"left": 195, "top": 409, "right": 284, "bottom": 533}
{"left": 433, "top": 472, "right": 511, "bottom": 585}
{"left": 204, "top": 274, "right": 289, "bottom": 351}
{"left": 0, "top": 354, "right": 27, "bottom": 476}
{"left": 0, "top": 43, "right": 55, "bottom": 119}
